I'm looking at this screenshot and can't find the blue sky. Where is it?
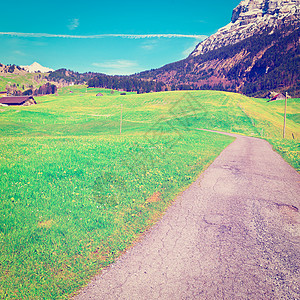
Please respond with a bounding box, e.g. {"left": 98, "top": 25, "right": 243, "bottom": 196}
{"left": 0, "top": 0, "right": 240, "bottom": 75}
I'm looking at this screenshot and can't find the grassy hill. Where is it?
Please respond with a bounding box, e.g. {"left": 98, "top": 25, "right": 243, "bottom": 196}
{"left": 0, "top": 72, "right": 49, "bottom": 92}
{"left": 0, "top": 87, "right": 299, "bottom": 299}
{"left": 1, "top": 86, "right": 299, "bottom": 137}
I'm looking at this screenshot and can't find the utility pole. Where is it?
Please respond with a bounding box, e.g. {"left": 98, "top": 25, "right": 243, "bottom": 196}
{"left": 120, "top": 104, "right": 123, "bottom": 135}
{"left": 283, "top": 92, "right": 288, "bottom": 139}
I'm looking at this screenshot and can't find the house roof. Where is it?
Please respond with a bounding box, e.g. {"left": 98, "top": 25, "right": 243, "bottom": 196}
{"left": 267, "top": 93, "right": 285, "bottom": 102}
{"left": 0, "top": 96, "right": 35, "bottom": 104}
{"left": 271, "top": 93, "right": 285, "bottom": 100}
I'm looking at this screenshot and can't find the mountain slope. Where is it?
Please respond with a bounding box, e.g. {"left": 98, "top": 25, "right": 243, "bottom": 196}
{"left": 135, "top": 0, "right": 300, "bottom": 97}
{"left": 0, "top": 63, "right": 56, "bottom": 94}
{"left": 0, "top": 63, "right": 28, "bottom": 75}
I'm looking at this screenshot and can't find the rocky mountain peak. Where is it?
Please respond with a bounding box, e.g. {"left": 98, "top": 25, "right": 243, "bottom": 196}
{"left": 191, "top": 0, "right": 300, "bottom": 56}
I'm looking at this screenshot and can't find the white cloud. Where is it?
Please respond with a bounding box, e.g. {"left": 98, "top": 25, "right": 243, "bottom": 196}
{"left": 142, "top": 44, "right": 154, "bottom": 50}
{"left": 13, "top": 50, "right": 26, "bottom": 56}
{"left": 92, "top": 60, "right": 139, "bottom": 75}
{"left": 141, "top": 40, "right": 157, "bottom": 50}
{"left": 68, "top": 18, "right": 79, "bottom": 30}
{"left": 0, "top": 32, "right": 208, "bottom": 40}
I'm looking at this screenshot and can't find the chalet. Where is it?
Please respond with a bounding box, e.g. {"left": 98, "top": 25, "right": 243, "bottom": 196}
{"left": 272, "top": 93, "right": 285, "bottom": 101}
{"left": 0, "top": 96, "right": 37, "bottom": 106}
{"left": 267, "top": 93, "right": 285, "bottom": 102}
{"left": 96, "top": 93, "right": 103, "bottom": 96}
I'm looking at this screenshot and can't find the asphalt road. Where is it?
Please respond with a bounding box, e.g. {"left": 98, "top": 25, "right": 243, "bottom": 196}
{"left": 75, "top": 131, "right": 300, "bottom": 299}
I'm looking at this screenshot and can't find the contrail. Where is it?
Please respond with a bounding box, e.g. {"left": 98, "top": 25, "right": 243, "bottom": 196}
{"left": 0, "top": 32, "right": 207, "bottom": 40}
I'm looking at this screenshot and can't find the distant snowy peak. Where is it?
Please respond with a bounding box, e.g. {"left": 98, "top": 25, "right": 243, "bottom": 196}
{"left": 21, "top": 62, "right": 54, "bottom": 73}
{"left": 191, "top": 0, "right": 300, "bottom": 56}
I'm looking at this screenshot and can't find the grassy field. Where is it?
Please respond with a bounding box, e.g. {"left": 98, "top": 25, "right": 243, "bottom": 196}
{"left": 0, "top": 73, "right": 49, "bottom": 92}
{"left": 0, "top": 86, "right": 299, "bottom": 299}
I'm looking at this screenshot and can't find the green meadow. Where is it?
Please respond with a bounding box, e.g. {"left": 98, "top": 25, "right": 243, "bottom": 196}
{"left": 0, "top": 73, "right": 48, "bottom": 92}
{"left": 0, "top": 86, "right": 299, "bottom": 299}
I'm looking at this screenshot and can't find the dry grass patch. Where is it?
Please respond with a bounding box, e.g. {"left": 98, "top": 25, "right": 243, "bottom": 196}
{"left": 37, "top": 219, "right": 54, "bottom": 229}
{"left": 146, "top": 192, "right": 162, "bottom": 203}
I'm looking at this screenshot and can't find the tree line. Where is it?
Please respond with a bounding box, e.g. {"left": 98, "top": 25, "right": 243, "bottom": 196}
{"left": 47, "top": 68, "right": 167, "bottom": 93}
{"left": 7, "top": 83, "right": 57, "bottom": 96}
{"left": 87, "top": 75, "right": 166, "bottom": 93}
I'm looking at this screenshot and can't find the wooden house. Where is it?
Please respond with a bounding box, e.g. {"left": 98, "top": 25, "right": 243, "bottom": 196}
{"left": 0, "top": 96, "right": 37, "bottom": 106}
{"left": 267, "top": 93, "right": 286, "bottom": 102}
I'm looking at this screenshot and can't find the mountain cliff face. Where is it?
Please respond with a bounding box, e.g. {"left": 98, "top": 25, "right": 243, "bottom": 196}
{"left": 136, "top": 0, "right": 300, "bottom": 97}
{"left": 192, "top": 0, "right": 300, "bottom": 56}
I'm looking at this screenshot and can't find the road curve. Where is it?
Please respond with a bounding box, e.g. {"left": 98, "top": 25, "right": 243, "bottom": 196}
{"left": 75, "top": 131, "right": 300, "bottom": 299}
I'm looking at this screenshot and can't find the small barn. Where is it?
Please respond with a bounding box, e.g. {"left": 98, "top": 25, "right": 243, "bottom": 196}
{"left": 96, "top": 93, "right": 103, "bottom": 97}
{"left": 0, "top": 96, "right": 37, "bottom": 106}
{"left": 267, "top": 93, "right": 285, "bottom": 102}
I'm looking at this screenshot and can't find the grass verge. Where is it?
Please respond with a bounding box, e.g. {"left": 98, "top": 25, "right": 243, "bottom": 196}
{"left": 0, "top": 131, "right": 233, "bottom": 299}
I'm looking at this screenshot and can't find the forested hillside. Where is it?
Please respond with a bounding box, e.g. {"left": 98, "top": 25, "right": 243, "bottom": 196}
{"left": 135, "top": 25, "right": 300, "bottom": 97}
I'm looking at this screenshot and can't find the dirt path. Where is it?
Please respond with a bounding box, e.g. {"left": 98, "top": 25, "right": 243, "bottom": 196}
{"left": 75, "top": 131, "right": 300, "bottom": 299}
